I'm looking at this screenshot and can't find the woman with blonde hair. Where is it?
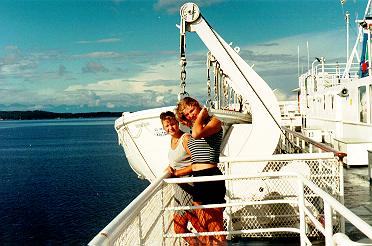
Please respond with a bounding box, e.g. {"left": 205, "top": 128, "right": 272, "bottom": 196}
{"left": 176, "top": 97, "right": 226, "bottom": 244}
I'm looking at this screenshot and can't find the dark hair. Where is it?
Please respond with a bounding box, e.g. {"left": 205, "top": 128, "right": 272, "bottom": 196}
{"left": 160, "top": 111, "right": 177, "bottom": 122}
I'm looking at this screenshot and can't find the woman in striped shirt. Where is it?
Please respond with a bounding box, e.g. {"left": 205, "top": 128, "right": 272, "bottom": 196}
{"left": 160, "top": 111, "right": 205, "bottom": 245}
{"left": 176, "top": 97, "right": 226, "bottom": 244}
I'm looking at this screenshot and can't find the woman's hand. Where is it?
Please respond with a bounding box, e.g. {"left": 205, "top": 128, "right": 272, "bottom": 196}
{"left": 197, "top": 107, "right": 209, "bottom": 122}
{"left": 167, "top": 166, "right": 175, "bottom": 177}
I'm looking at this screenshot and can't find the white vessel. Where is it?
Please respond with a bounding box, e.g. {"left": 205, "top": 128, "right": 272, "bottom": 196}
{"left": 298, "top": 1, "right": 372, "bottom": 166}
{"left": 90, "top": 2, "right": 372, "bottom": 245}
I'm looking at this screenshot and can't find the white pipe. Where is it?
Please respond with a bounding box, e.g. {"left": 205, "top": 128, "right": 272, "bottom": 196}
{"left": 219, "top": 152, "right": 334, "bottom": 163}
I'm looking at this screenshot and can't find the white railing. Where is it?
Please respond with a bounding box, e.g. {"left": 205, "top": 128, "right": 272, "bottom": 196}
{"left": 89, "top": 153, "right": 365, "bottom": 245}
{"left": 89, "top": 172, "right": 171, "bottom": 245}
{"left": 279, "top": 126, "right": 347, "bottom": 162}
{"left": 311, "top": 62, "right": 360, "bottom": 80}
{"left": 164, "top": 171, "right": 372, "bottom": 246}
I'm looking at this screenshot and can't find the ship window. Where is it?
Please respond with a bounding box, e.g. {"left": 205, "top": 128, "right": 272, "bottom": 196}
{"left": 323, "top": 95, "right": 326, "bottom": 110}
{"left": 359, "top": 86, "right": 367, "bottom": 123}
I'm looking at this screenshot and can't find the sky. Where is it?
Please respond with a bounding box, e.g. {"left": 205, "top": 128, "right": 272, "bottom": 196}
{"left": 0, "top": 0, "right": 366, "bottom": 113}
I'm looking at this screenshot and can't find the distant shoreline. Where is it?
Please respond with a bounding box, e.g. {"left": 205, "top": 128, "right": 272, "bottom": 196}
{"left": 0, "top": 110, "right": 123, "bottom": 120}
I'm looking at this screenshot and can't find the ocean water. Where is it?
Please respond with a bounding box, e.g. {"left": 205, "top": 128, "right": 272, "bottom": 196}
{"left": 0, "top": 118, "right": 149, "bottom": 245}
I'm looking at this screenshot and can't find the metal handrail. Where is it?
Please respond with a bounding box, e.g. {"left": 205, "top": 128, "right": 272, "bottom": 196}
{"left": 88, "top": 172, "right": 169, "bottom": 245}
{"left": 164, "top": 171, "right": 372, "bottom": 245}
{"left": 90, "top": 154, "right": 355, "bottom": 245}
{"left": 281, "top": 126, "right": 347, "bottom": 159}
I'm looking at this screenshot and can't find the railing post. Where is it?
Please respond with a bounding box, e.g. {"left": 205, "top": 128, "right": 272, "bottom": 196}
{"left": 298, "top": 178, "right": 307, "bottom": 246}
{"left": 285, "top": 131, "right": 289, "bottom": 153}
{"left": 225, "top": 161, "right": 232, "bottom": 240}
{"left": 296, "top": 137, "right": 300, "bottom": 151}
{"left": 138, "top": 215, "right": 143, "bottom": 246}
{"left": 161, "top": 181, "right": 165, "bottom": 246}
{"left": 302, "top": 140, "right": 305, "bottom": 153}
{"left": 339, "top": 157, "right": 345, "bottom": 233}
{"left": 324, "top": 201, "right": 333, "bottom": 246}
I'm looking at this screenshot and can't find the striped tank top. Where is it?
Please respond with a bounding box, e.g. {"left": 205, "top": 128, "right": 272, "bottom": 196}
{"left": 187, "top": 129, "right": 223, "bottom": 164}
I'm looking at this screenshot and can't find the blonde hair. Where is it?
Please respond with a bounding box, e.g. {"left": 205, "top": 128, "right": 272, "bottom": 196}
{"left": 175, "top": 97, "right": 201, "bottom": 127}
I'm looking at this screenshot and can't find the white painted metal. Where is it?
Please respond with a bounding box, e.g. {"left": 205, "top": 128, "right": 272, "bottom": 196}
{"left": 115, "top": 106, "right": 174, "bottom": 181}
{"left": 89, "top": 164, "right": 372, "bottom": 246}
{"left": 183, "top": 10, "right": 281, "bottom": 157}
{"left": 115, "top": 2, "right": 281, "bottom": 181}
{"left": 298, "top": 1, "right": 372, "bottom": 166}
{"left": 115, "top": 106, "right": 252, "bottom": 181}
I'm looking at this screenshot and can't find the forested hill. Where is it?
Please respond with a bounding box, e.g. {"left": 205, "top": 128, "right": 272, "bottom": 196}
{"left": 0, "top": 110, "right": 122, "bottom": 120}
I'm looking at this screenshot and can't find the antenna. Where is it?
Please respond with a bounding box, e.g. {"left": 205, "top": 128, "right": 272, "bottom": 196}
{"left": 307, "top": 41, "right": 310, "bottom": 71}
{"left": 297, "top": 45, "right": 300, "bottom": 78}
{"left": 346, "top": 11, "right": 350, "bottom": 63}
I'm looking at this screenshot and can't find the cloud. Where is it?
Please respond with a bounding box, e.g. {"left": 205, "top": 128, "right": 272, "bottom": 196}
{"left": 63, "top": 58, "right": 186, "bottom": 109}
{"left": 256, "top": 43, "right": 279, "bottom": 47}
{"left": 0, "top": 46, "right": 38, "bottom": 76}
{"left": 273, "top": 88, "right": 297, "bottom": 101}
{"left": 77, "top": 38, "right": 121, "bottom": 44}
{"left": 82, "top": 62, "right": 109, "bottom": 73}
{"left": 231, "top": 29, "right": 348, "bottom": 94}
{"left": 74, "top": 51, "right": 122, "bottom": 59}
{"left": 0, "top": 26, "right": 349, "bottom": 112}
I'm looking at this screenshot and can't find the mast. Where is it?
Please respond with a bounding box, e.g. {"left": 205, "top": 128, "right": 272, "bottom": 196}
{"left": 346, "top": 11, "right": 350, "bottom": 63}
{"left": 343, "top": 0, "right": 372, "bottom": 77}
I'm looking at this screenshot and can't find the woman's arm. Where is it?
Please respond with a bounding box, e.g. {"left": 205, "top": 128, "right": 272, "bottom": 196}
{"left": 182, "top": 134, "right": 192, "bottom": 156}
{"left": 192, "top": 108, "right": 221, "bottom": 139}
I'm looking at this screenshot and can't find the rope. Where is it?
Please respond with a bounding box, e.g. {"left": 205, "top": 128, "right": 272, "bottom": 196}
{"left": 124, "top": 125, "right": 156, "bottom": 179}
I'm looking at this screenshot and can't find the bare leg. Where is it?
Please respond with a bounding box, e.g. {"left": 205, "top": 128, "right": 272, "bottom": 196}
{"left": 174, "top": 213, "right": 201, "bottom": 246}
{"left": 204, "top": 207, "right": 226, "bottom": 245}
{"left": 193, "top": 202, "right": 226, "bottom": 245}
{"left": 185, "top": 210, "right": 208, "bottom": 244}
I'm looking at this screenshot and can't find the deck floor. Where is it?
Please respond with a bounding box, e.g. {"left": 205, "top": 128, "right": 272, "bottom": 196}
{"left": 344, "top": 166, "right": 372, "bottom": 244}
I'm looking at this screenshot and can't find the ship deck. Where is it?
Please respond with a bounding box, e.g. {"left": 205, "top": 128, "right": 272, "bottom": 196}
{"left": 344, "top": 166, "right": 372, "bottom": 243}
